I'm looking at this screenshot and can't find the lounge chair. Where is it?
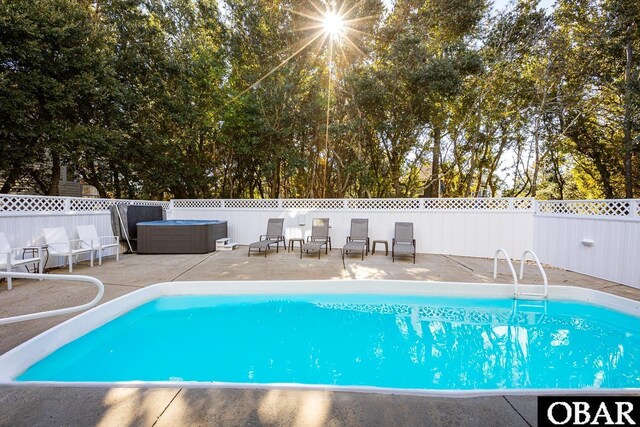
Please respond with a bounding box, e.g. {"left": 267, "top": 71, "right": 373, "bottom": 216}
{"left": 301, "top": 218, "right": 330, "bottom": 259}
{"left": 392, "top": 222, "right": 416, "bottom": 263}
{"left": 76, "top": 225, "right": 120, "bottom": 266}
{"left": 248, "top": 218, "right": 286, "bottom": 257}
{"left": 342, "top": 218, "right": 369, "bottom": 261}
{"left": 43, "top": 227, "right": 94, "bottom": 273}
{"left": 0, "top": 232, "right": 43, "bottom": 290}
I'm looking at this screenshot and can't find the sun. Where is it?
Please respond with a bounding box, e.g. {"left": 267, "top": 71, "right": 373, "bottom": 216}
{"left": 323, "top": 10, "right": 345, "bottom": 37}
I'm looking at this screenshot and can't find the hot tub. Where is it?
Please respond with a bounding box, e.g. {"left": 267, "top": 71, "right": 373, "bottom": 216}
{"left": 136, "top": 220, "right": 227, "bottom": 254}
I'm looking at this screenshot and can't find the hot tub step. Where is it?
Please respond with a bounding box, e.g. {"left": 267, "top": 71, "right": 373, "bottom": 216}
{"left": 216, "top": 238, "right": 237, "bottom": 251}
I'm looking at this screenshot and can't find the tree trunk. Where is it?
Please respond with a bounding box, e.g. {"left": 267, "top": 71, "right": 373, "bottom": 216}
{"left": 0, "top": 166, "right": 21, "bottom": 193}
{"left": 82, "top": 162, "right": 108, "bottom": 198}
{"left": 531, "top": 90, "right": 548, "bottom": 198}
{"left": 111, "top": 163, "right": 121, "bottom": 199}
{"left": 47, "top": 151, "right": 61, "bottom": 196}
{"left": 425, "top": 126, "right": 441, "bottom": 198}
{"left": 623, "top": 23, "right": 636, "bottom": 198}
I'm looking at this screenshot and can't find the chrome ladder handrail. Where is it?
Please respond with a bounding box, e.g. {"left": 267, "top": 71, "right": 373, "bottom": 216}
{"left": 518, "top": 249, "right": 548, "bottom": 299}
{"left": 0, "top": 272, "right": 104, "bottom": 325}
{"left": 493, "top": 248, "right": 518, "bottom": 297}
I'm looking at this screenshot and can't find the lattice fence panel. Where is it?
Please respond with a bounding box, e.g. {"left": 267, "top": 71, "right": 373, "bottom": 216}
{"left": 224, "top": 199, "right": 279, "bottom": 209}
{"left": 0, "top": 194, "right": 168, "bottom": 214}
{"left": 70, "top": 198, "right": 167, "bottom": 211}
{"left": 0, "top": 195, "right": 66, "bottom": 212}
{"left": 423, "top": 198, "right": 510, "bottom": 210}
{"left": 537, "top": 200, "right": 631, "bottom": 217}
{"left": 70, "top": 198, "right": 115, "bottom": 211}
{"left": 129, "top": 200, "right": 170, "bottom": 209}
{"left": 513, "top": 199, "right": 533, "bottom": 210}
{"left": 281, "top": 199, "right": 344, "bottom": 210}
{"left": 347, "top": 199, "right": 420, "bottom": 210}
{"left": 173, "top": 199, "right": 222, "bottom": 209}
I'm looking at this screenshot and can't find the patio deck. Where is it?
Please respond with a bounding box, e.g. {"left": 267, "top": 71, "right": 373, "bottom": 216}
{"left": 0, "top": 247, "right": 637, "bottom": 426}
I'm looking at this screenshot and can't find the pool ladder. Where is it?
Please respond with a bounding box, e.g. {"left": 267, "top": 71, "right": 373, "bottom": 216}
{"left": 0, "top": 272, "right": 104, "bottom": 325}
{"left": 493, "top": 248, "right": 548, "bottom": 300}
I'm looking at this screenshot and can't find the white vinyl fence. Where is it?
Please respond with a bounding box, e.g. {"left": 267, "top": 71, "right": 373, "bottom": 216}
{"left": 534, "top": 199, "right": 640, "bottom": 288}
{"left": 0, "top": 194, "right": 168, "bottom": 268}
{"left": 1, "top": 194, "right": 639, "bottom": 288}
{"left": 166, "top": 198, "right": 536, "bottom": 259}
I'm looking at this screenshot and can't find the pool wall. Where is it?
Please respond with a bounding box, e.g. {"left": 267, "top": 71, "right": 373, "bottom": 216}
{"left": 2, "top": 280, "right": 640, "bottom": 396}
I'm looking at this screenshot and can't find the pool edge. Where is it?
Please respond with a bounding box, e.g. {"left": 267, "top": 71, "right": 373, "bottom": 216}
{"left": 2, "top": 279, "right": 640, "bottom": 396}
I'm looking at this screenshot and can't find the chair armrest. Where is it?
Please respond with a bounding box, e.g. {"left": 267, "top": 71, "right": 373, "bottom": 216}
{"left": 69, "top": 238, "right": 91, "bottom": 250}
{"left": 259, "top": 234, "right": 267, "bottom": 241}
{"left": 17, "top": 246, "right": 43, "bottom": 258}
{"left": 4, "top": 246, "right": 32, "bottom": 256}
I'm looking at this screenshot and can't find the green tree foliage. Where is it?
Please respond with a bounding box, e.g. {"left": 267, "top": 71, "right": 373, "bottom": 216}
{"left": 0, "top": 0, "right": 638, "bottom": 199}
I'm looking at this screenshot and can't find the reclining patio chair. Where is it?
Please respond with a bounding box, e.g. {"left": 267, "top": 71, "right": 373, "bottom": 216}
{"left": 392, "top": 222, "right": 416, "bottom": 264}
{"left": 0, "top": 232, "right": 44, "bottom": 290}
{"left": 301, "top": 218, "right": 330, "bottom": 259}
{"left": 248, "top": 218, "right": 286, "bottom": 257}
{"left": 76, "top": 224, "right": 120, "bottom": 266}
{"left": 43, "top": 227, "right": 94, "bottom": 273}
{"left": 342, "top": 218, "right": 369, "bottom": 261}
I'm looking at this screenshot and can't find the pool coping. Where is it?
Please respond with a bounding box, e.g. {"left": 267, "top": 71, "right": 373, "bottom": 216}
{"left": 2, "top": 279, "right": 640, "bottom": 396}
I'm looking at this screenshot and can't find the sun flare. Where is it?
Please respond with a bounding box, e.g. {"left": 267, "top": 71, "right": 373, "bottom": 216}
{"left": 323, "top": 11, "right": 345, "bottom": 37}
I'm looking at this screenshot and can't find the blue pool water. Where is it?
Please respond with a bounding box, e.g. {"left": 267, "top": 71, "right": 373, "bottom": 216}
{"left": 17, "top": 295, "right": 640, "bottom": 390}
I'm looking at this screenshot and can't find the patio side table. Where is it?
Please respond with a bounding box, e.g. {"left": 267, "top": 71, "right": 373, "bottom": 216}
{"left": 372, "top": 240, "right": 388, "bottom": 256}
{"left": 288, "top": 238, "right": 305, "bottom": 252}
{"left": 22, "top": 244, "right": 49, "bottom": 273}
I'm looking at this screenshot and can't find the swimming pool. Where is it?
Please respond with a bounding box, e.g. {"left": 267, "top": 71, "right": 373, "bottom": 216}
{"left": 2, "top": 280, "right": 640, "bottom": 396}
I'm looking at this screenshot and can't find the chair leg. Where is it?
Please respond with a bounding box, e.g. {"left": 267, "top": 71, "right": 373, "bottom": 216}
{"left": 99, "top": 250, "right": 102, "bottom": 266}
{"left": 69, "top": 256, "right": 73, "bottom": 273}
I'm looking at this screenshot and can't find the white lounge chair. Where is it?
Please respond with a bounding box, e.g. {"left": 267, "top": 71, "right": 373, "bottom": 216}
{"left": 0, "top": 232, "right": 43, "bottom": 290}
{"left": 43, "top": 227, "right": 94, "bottom": 273}
{"left": 76, "top": 225, "right": 120, "bottom": 266}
